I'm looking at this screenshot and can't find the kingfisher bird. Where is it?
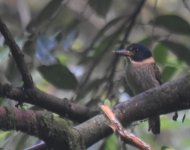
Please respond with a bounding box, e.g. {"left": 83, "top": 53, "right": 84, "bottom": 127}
{"left": 114, "top": 43, "right": 161, "bottom": 134}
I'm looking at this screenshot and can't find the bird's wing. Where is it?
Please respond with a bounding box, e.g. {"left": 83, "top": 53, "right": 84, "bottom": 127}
{"left": 153, "top": 63, "right": 162, "bottom": 85}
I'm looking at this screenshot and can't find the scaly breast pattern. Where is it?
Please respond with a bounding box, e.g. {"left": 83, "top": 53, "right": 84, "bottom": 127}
{"left": 126, "top": 63, "right": 159, "bottom": 95}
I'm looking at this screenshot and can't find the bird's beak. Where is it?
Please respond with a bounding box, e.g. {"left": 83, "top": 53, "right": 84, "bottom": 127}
{"left": 113, "top": 49, "right": 134, "bottom": 57}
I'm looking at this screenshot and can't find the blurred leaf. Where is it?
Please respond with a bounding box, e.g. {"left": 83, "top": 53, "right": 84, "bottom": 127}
{"left": 161, "top": 115, "right": 190, "bottom": 129}
{"left": 89, "top": 0, "right": 112, "bottom": 17}
{"left": 27, "top": 0, "right": 64, "bottom": 32}
{"left": 38, "top": 63, "right": 78, "bottom": 89}
{"left": 80, "top": 39, "right": 107, "bottom": 63}
{"left": 56, "top": 53, "right": 69, "bottom": 64}
{"left": 161, "top": 65, "right": 177, "bottom": 81}
{"left": 0, "top": 131, "right": 11, "bottom": 142}
{"left": 103, "top": 99, "right": 112, "bottom": 107}
{"left": 150, "top": 15, "right": 190, "bottom": 35}
{"left": 55, "top": 19, "right": 79, "bottom": 41}
{"left": 100, "top": 134, "right": 118, "bottom": 150}
{"left": 153, "top": 43, "right": 168, "bottom": 64}
{"left": 83, "top": 15, "right": 127, "bottom": 55}
{"left": 6, "top": 58, "right": 22, "bottom": 85}
{"left": 36, "top": 35, "right": 57, "bottom": 65}
{"left": 15, "top": 134, "right": 30, "bottom": 150}
{"left": 0, "top": 97, "right": 5, "bottom": 105}
{"left": 93, "top": 36, "right": 113, "bottom": 57}
{"left": 80, "top": 15, "right": 128, "bottom": 64}
{"left": 138, "top": 37, "right": 153, "bottom": 47}
{"left": 80, "top": 24, "right": 123, "bottom": 64}
{"left": 22, "top": 34, "right": 37, "bottom": 70}
{"left": 0, "top": 47, "right": 9, "bottom": 63}
{"left": 161, "top": 146, "right": 175, "bottom": 150}
{"left": 77, "top": 79, "right": 104, "bottom": 99}
{"left": 55, "top": 20, "right": 79, "bottom": 51}
{"left": 59, "top": 29, "right": 79, "bottom": 51}
{"left": 1, "top": 132, "right": 19, "bottom": 149}
{"left": 23, "top": 34, "right": 37, "bottom": 56}
{"left": 160, "top": 40, "right": 190, "bottom": 65}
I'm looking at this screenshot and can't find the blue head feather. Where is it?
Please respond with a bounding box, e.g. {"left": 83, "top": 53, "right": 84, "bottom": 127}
{"left": 126, "top": 43, "right": 152, "bottom": 61}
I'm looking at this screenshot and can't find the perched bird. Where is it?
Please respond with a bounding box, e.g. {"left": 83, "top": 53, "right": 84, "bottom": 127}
{"left": 114, "top": 43, "right": 161, "bottom": 134}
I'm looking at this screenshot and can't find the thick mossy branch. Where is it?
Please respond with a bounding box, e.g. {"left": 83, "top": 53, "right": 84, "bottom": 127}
{"left": 0, "top": 16, "right": 98, "bottom": 123}
{"left": 0, "top": 83, "right": 98, "bottom": 122}
{"left": 0, "top": 107, "right": 84, "bottom": 150}
{"left": 0, "top": 75, "right": 190, "bottom": 149}
{"left": 76, "top": 75, "right": 190, "bottom": 147}
{"left": 115, "top": 75, "right": 190, "bottom": 124}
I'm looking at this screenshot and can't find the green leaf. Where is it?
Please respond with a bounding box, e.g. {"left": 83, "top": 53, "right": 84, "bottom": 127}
{"left": 38, "top": 63, "right": 78, "bottom": 90}
{"left": 100, "top": 134, "right": 118, "bottom": 150}
{"left": 0, "top": 47, "right": 9, "bottom": 63}
{"left": 161, "top": 65, "right": 177, "bottom": 81}
{"left": 27, "top": 0, "right": 63, "bottom": 32}
{"left": 80, "top": 26, "right": 122, "bottom": 64}
{"left": 77, "top": 78, "right": 104, "bottom": 99}
{"left": 89, "top": 0, "right": 112, "bottom": 17}
{"left": 161, "top": 114, "right": 190, "bottom": 129}
{"left": 153, "top": 43, "right": 168, "bottom": 64}
{"left": 83, "top": 15, "right": 125, "bottom": 55}
{"left": 138, "top": 37, "right": 153, "bottom": 47}
{"left": 161, "top": 146, "right": 175, "bottom": 150}
{"left": 160, "top": 40, "right": 190, "bottom": 65}
{"left": 0, "top": 131, "right": 11, "bottom": 141}
{"left": 150, "top": 15, "right": 190, "bottom": 35}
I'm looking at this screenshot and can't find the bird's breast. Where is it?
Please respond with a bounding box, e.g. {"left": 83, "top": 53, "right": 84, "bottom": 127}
{"left": 126, "top": 63, "right": 159, "bottom": 95}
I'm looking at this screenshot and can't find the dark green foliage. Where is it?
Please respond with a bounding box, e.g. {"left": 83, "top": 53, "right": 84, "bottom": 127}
{"left": 89, "top": 0, "right": 112, "bottom": 17}
{"left": 161, "top": 65, "right": 177, "bottom": 82}
{"left": 38, "top": 63, "right": 78, "bottom": 90}
{"left": 150, "top": 15, "right": 190, "bottom": 35}
{"left": 153, "top": 43, "right": 168, "bottom": 65}
{"left": 160, "top": 40, "right": 190, "bottom": 65}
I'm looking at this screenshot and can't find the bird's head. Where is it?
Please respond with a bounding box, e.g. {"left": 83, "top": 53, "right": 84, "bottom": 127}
{"left": 114, "top": 43, "right": 152, "bottom": 62}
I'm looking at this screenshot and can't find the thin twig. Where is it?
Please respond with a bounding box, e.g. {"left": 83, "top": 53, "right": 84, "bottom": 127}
{"left": 24, "top": 141, "right": 47, "bottom": 150}
{"left": 81, "top": 15, "right": 129, "bottom": 56}
{"left": 0, "top": 17, "right": 34, "bottom": 89}
{"left": 106, "top": 0, "right": 147, "bottom": 97}
{"left": 0, "top": 83, "right": 98, "bottom": 121}
{"left": 150, "top": 0, "right": 158, "bottom": 47}
{"left": 100, "top": 105, "right": 153, "bottom": 150}
{"left": 182, "top": 0, "right": 190, "bottom": 13}
{"left": 75, "top": 23, "right": 125, "bottom": 100}
{"left": 26, "top": 0, "right": 64, "bottom": 33}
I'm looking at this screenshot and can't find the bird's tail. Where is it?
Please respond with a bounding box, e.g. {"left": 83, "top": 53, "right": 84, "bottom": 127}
{"left": 148, "top": 116, "right": 160, "bottom": 134}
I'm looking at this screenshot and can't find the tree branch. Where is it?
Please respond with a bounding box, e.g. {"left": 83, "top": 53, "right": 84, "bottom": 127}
{"left": 0, "top": 106, "right": 84, "bottom": 150}
{"left": 24, "top": 141, "right": 47, "bottom": 150}
{"left": 115, "top": 75, "right": 190, "bottom": 124}
{"left": 1, "top": 75, "right": 190, "bottom": 149}
{"left": 0, "top": 83, "right": 98, "bottom": 121}
{"left": 0, "top": 17, "right": 34, "bottom": 89}
{"left": 76, "top": 75, "right": 190, "bottom": 147}
{"left": 0, "top": 17, "right": 98, "bottom": 121}
{"left": 106, "top": 0, "right": 146, "bottom": 96}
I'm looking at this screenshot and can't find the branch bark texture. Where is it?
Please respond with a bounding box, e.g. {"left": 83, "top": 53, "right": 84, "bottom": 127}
{"left": 0, "top": 16, "right": 98, "bottom": 122}
{"left": 0, "top": 75, "right": 189, "bottom": 149}
{"left": 115, "top": 75, "right": 190, "bottom": 124}
{"left": 0, "top": 17, "right": 34, "bottom": 88}
{"left": 0, "top": 106, "right": 84, "bottom": 150}
{"left": 76, "top": 75, "right": 190, "bottom": 147}
{"left": 0, "top": 1, "right": 190, "bottom": 149}
{"left": 0, "top": 84, "right": 98, "bottom": 121}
